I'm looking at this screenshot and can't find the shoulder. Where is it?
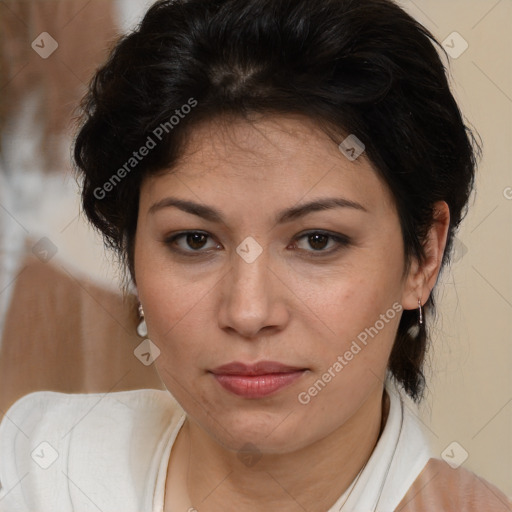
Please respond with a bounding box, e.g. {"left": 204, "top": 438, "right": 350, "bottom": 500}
{"left": 0, "top": 387, "right": 182, "bottom": 443}
{"left": 379, "top": 379, "right": 510, "bottom": 511}
{"left": 0, "top": 388, "right": 185, "bottom": 511}
{"left": 397, "top": 457, "right": 512, "bottom": 511}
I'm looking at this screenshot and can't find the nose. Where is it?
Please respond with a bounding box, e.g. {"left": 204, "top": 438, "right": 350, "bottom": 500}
{"left": 217, "top": 247, "right": 290, "bottom": 339}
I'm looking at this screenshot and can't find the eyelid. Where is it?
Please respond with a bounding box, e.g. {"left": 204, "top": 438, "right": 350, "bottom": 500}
{"left": 292, "top": 230, "right": 352, "bottom": 256}
{"left": 294, "top": 229, "right": 351, "bottom": 243}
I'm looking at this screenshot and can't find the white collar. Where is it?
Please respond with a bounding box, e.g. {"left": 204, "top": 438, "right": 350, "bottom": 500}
{"left": 326, "top": 375, "right": 433, "bottom": 511}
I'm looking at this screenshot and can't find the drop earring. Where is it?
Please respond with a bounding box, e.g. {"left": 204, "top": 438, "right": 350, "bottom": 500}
{"left": 137, "top": 302, "right": 148, "bottom": 338}
{"left": 417, "top": 299, "right": 423, "bottom": 326}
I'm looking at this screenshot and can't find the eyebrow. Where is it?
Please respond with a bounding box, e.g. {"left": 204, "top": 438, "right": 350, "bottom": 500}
{"left": 148, "top": 196, "right": 367, "bottom": 224}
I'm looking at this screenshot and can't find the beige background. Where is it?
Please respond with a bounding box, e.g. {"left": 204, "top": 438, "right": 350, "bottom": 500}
{"left": 399, "top": 0, "right": 512, "bottom": 497}
{"left": 0, "top": 0, "right": 510, "bottom": 499}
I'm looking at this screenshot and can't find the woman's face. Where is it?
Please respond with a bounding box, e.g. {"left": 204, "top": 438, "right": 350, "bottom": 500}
{"left": 134, "top": 115, "right": 421, "bottom": 453}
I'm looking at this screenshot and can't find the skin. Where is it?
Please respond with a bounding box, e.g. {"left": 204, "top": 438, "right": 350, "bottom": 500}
{"left": 133, "top": 114, "right": 450, "bottom": 512}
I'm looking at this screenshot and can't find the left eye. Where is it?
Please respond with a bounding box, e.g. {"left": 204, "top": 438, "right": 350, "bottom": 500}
{"left": 293, "top": 231, "right": 350, "bottom": 253}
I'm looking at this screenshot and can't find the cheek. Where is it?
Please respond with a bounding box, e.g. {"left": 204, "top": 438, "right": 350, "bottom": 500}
{"left": 134, "top": 226, "right": 209, "bottom": 323}
{"left": 300, "top": 274, "right": 402, "bottom": 366}
{"left": 134, "top": 241, "right": 230, "bottom": 385}
{"left": 134, "top": 237, "right": 197, "bottom": 358}
{"left": 137, "top": 272, "right": 213, "bottom": 357}
{"left": 292, "top": 275, "right": 403, "bottom": 421}
{"left": 287, "top": 253, "right": 405, "bottom": 388}
{"left": 289, "top": 248, "right": 404, "bottom": 335}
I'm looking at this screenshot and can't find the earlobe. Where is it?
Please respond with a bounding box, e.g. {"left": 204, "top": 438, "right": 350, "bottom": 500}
{"left": 402, "top": 201, "right": 451, "bottom": 310}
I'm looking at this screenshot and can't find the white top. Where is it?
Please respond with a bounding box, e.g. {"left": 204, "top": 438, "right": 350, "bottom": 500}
{"left": 0, "top": 376, "right": 434, "bottom": 512}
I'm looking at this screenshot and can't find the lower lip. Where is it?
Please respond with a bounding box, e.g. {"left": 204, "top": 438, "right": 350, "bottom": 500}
{"left": 212, "top": 371, "right": 305, "bottom": 398}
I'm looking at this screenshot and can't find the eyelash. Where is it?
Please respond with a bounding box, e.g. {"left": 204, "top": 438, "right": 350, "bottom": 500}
{"left": 163, "top": 230, "right": 351, "bottom": 258}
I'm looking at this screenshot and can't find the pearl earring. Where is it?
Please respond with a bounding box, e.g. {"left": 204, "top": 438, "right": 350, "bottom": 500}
{"left": 137, "top": 302, "right": 148, "bottom": 338}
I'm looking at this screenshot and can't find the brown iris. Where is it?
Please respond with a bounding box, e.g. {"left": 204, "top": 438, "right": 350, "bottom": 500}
{"left": 186, "top": 233, "right": 209, "bottom": 250}
{"left": 308, "top": 234, "right": 329, "bottom": 250}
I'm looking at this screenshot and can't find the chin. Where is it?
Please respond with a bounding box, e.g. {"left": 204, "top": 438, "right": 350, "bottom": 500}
{"left": 200, "top": 408, "right": 309, "bottom": 454}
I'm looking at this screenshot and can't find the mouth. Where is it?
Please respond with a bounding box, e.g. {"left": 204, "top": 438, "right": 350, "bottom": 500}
{"left": 209, "top": 361, "right": 308, "bottom": 398}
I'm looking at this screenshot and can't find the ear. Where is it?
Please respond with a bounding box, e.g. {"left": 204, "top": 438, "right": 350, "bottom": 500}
{"left": 402, "top": 201, "right": 451, "bottom": 310}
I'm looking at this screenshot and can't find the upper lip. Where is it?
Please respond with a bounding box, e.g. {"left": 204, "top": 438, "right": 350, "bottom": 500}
{"left": 210, "top": 361, "right": 306, "bottom": 376}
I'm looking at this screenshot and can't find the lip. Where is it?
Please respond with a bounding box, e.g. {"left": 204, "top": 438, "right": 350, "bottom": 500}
{"left": 210, "top": 361, "right": 306, "bottom": 376}
{"left": 209, "top": 361, "right": 307, "bottom": 399}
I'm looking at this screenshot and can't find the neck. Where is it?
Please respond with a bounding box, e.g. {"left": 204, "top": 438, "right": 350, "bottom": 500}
{"left": 167, "top": 382, "right": 389, "bottom": 512}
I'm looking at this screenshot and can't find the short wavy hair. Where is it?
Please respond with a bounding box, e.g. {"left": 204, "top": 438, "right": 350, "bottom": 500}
{"left": 74, "top": 0, "right": 480, "bottom": 401}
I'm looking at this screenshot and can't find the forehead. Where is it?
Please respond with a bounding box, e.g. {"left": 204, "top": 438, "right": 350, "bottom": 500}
{"left": 140, "top": 114, "right": 396, "bottom": 217}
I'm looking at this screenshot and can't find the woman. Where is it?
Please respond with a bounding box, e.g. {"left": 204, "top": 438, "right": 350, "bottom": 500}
{"left": 0, "top": 0, "right": 510, "bottom": 510}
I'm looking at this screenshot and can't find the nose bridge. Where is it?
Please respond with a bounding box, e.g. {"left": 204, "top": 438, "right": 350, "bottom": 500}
{"left": 218, "top": 244, "right": 286, "bottom": 337}
{"left": 230, "top": 246, "right": 270, "bottom": 307}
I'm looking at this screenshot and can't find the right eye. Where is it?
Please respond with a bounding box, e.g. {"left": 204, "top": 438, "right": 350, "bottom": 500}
{"left": 164, "top": 231, "right": 223, "bottom": 255}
